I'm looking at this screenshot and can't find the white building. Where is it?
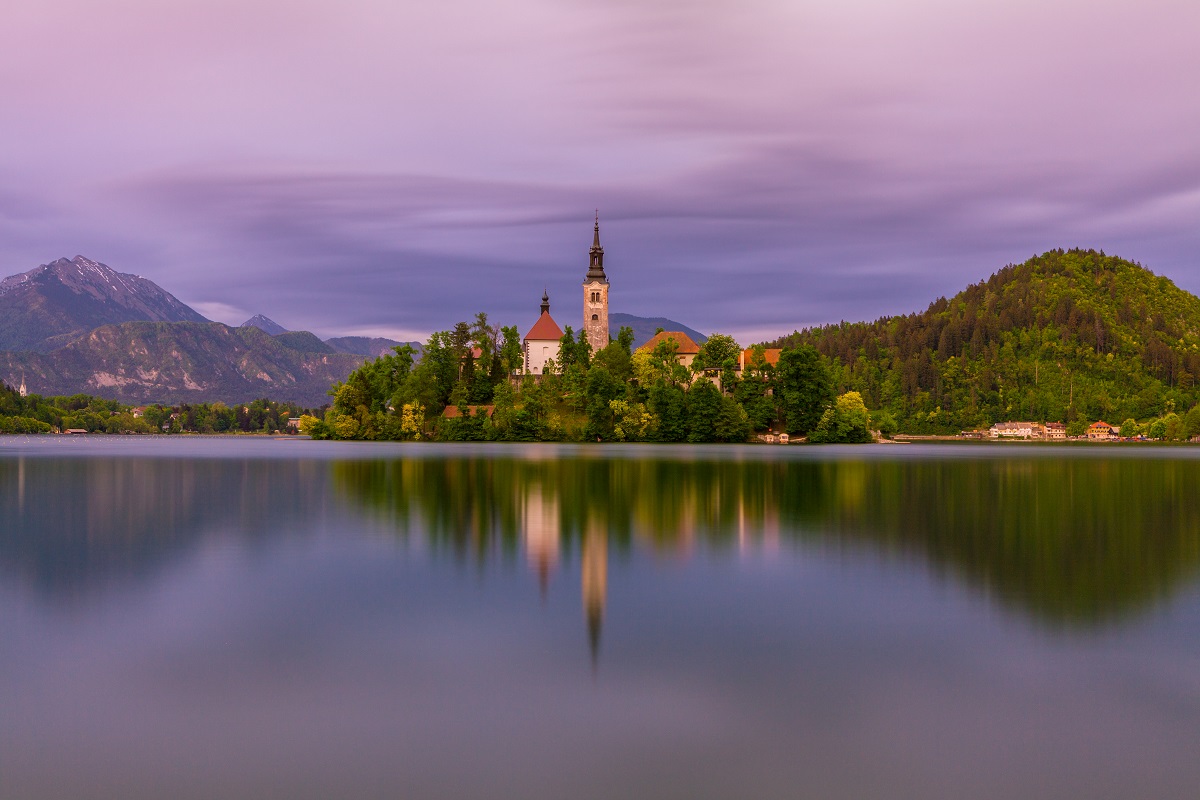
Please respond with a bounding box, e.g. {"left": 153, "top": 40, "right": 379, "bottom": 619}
{"left": 523, "top": 291, "right": 563, "bottom": 376}
{"left": 989, "top": 421, "right": 1042, "bottom": 438}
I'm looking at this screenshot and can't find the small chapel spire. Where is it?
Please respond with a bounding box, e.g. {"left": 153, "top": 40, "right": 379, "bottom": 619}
{"left": 541, "top": 289, "right": 550, "bottom": 315}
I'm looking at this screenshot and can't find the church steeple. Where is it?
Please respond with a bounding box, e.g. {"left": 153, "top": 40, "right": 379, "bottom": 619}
{"left": 586, "top": 211, "right": 606, "bottom": 281}
{"left": 582, "top": 212, "right": 610, "bottom": 353}
{"left": 540, "top": 289, "right": 550, "bottom": 315}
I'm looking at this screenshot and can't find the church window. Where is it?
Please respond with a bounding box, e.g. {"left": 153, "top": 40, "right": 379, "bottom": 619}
{"left": 592, "top": 314, "right": 598, "bottom": 321}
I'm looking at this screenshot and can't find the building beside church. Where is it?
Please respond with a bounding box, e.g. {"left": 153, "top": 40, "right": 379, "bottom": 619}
{"left": 523, "top": 290, "right": 563, "bottom": 375}
{"left": 638, "top": 330, "right": 702, "bottom": 369}
{"left": 582, "top": 214, "right": 609, "bottom": 353}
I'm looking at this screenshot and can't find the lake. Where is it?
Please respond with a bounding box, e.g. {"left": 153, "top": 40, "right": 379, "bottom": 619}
{"left": 2, "top": 437, "right": 1199, "bottom": 799}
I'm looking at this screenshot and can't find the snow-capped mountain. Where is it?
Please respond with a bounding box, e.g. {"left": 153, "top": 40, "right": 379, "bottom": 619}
{"left": 0, "top": 256, "right": 208, "bottom": 351}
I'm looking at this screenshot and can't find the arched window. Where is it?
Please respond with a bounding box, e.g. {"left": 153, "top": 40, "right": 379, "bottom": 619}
{"left": 592, "top": 314, "right": 598, "bottom": 321}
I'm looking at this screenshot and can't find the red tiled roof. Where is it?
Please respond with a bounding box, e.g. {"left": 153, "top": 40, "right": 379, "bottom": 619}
{"left": 525, "top": 312, "right": 563, "bottom": 342}
{"left": 639, "top": 330, "right": 701, "bottom": 355}
{"left": 739, "top": 348, "right": 781, "bottom": 369}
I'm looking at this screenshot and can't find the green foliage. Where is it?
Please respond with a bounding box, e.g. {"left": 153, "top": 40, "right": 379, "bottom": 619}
{"left": 773, "top": 249, "right": 1200, "bottom": 433}
{"left": 775, "top": 344, "right": 834, "bottom": 435}
{"left": 810, "top": 391, "right": 874, "bottom": 443}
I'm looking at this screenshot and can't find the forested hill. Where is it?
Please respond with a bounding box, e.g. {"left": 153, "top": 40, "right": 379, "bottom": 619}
{"left": 773, "top": 249, "right": 1200, "bottom": 433}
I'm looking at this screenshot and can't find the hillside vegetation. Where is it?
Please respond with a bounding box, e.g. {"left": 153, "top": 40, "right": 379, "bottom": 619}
{"left": 774, "top": 249, "right": 1200, "bottom": 433}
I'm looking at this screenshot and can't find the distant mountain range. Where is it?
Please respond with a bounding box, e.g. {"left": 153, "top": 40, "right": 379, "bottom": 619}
{"left": 0, "top": 256, "right": 408, "bottom": 406}
{"left": 610, "top": 313, "right": 708, "bottom": 349}
{"left": 0, "top": 322, "right": 365, "bottom": 407}
{"left": 238, "top": 316, "right": 416, "bottom": 359}
{"left": 240, "top": 314, "right": 288, "bottom": 336}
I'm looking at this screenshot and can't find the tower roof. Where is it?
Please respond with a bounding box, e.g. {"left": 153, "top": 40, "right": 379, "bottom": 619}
{"left": 586, "top": 211, "right": 607, "bottom": 282}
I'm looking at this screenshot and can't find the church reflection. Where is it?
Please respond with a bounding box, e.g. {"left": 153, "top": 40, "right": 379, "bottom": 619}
{"left": 330, "top": 453, "right": 1200, "bottom": 637}
{"left": 520, "top": 482, "right": 608, "bottom": 663}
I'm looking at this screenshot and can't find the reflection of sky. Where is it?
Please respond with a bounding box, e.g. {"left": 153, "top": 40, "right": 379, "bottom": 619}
{"left": 2, "top": 1, "right": 1198, "bottom": 343}
{"left": 4, "top": 518, "right": 1200, "bottom": 798}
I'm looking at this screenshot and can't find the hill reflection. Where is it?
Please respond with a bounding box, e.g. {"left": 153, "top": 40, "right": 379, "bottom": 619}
{"left": 0, "top": 455, "right": 330, "bottom": 599}
{"left": 332, "top": 453, "right": 1200, "bottom": 630}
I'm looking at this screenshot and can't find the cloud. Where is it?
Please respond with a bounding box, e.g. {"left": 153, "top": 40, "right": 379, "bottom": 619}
{"left": 0, "top": 0, "right": 1197, "bottom": 344}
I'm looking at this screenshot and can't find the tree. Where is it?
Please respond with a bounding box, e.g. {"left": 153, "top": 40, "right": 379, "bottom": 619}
{"left": 809, "top": 391, "right": 873, "bottom": 443}
{"left": 775, "top": 345, "right": 834, "bottom": 435}
{"left": 648, "top": 381, "right": 687, "bottom": 442}
{"left": 714, "top": 395, "right": 751, "bottom": 442}
{"left": 694, "top": 333, "right": 740, "bottom": 373}
{"left": 685, "top": 378, "right": 722, "bottom": 442}
{"left": 584, "top": 365, "right": 622, "bottom": 440}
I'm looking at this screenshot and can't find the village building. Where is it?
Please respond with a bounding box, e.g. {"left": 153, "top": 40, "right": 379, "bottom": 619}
{"left": 1044, "top": 422, "right": 1066, "bottom": 440}
{"left": 1087, "top": 420, "right": 1117, "bottom": 440}
{"left": 989, "top": 421, "right": 1042, "bottom": 439}
{"left": 639, "top": 330, "right": 702, "bottom": 369}
{"left": 131, "top": 406, "right": 148, "bottom": 418}
{"left": 738, "top": 348, "right": 782, "bottom": 371}
{"left": 523, "top": 291, "right": 563, "bottom": 376}
{"left": 582, "top": 213, "right": 609, "bottom": 354}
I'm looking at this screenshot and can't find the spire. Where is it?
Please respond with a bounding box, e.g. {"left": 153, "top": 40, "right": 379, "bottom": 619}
{"left": 540, "top": 289, "right": 550, "bottom": 315}
{"left": 586, "top": 211, "right": 606, "bottom": 281}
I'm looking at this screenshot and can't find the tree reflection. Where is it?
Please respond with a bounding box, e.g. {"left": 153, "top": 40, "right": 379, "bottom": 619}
{"left": 333, "top": 452, "right": 1200, "bottom": 630}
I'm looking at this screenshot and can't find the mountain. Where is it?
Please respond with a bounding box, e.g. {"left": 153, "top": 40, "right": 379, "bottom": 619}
{"left": 0, "top": 322, "right": 366, "bottom": 407}
{"left": 773, "top": 249, "right": 1200, "bottom": 433}
{"left": 325, "top": 336, "right": 418, "bottom": 358}
{"left": 610, "top": 313, "right": 708, "bottom": 350}
{"left": 0, "top": 256, "right": 208, "bottom": 352}
{"left": 240, "top": 314, "right": 288, "bottom": 336}
{"left": 273, "top": 330, "right": 336, "bottom": 354}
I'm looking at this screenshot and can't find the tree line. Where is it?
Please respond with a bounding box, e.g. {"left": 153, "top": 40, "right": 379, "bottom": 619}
{"left": 305, "top": 313, "right": 878, "bottom": 443}
{"left": 0, "top": 383, "right": 315, "bottom": 435}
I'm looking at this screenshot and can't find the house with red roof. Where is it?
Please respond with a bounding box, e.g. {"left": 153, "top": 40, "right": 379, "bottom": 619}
{"left": 639, "top": 330, "right": 702, "bottom": 369}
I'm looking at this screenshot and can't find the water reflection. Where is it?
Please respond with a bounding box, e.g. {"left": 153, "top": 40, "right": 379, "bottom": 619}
{"left": 0, "top": 455, "right": 330, "bottom": 599}
{"left": 4, "top": 446, "right": 1200, "bottom": 630}
{"left": 333, "top": 453, "right": 1200, "bottom": 630}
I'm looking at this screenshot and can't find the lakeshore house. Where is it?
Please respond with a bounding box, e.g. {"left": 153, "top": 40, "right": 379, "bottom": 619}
{"left": 1044, "top": 422, "right": 1067, "bottom": 440}
{"left": 639, "top": 330, "right": 702, "bottom": 369}
{"left": 989, "top": 421, "right": 1043, "bottom": 439}
{"left": 1087, "top": 420, "right": 1117, "bottom": 440}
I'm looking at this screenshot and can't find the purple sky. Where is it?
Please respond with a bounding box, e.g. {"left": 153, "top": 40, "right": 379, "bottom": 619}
{"left": 2, "top": 0, "right": 1198, "bottom": 344}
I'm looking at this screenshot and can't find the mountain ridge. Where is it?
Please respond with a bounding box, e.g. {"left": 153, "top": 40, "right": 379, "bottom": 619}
{"left": 0, "top": 256, "right": 209, "bottom": 352}
{"left": 1, "top": 321, "right": 365, "bottom": 406}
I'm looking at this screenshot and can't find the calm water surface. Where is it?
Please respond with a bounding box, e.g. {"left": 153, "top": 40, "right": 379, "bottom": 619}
{"left": 2, "top": 437, "right": 1199, "bottom": 799}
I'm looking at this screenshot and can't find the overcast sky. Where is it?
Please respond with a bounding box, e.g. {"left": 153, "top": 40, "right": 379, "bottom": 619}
{"left": 2, "top": 0, "right": 1197, "bottom": 344}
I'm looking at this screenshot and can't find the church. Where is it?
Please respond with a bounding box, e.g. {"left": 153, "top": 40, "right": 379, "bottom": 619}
{"left": 523, "top": 215, "right": 610, "bottom": 374}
